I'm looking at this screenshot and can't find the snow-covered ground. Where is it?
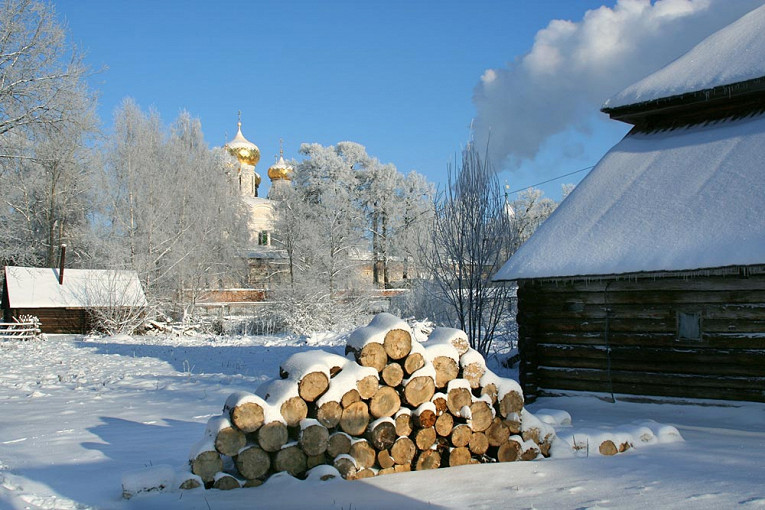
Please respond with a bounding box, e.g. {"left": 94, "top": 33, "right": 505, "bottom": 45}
{"left": 0, "top": 333, "right": 763, "bottom": 509}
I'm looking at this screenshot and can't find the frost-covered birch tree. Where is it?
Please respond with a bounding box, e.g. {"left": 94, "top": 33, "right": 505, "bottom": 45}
{"left": 101, "top": 100, "right": 248, "bottom": 307}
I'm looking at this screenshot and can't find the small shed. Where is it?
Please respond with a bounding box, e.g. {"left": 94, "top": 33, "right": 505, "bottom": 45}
{"left": 494, "top": 6, "right": 765, "bottom": 403}
{"left": 2, "top": 265, "right": 147, "bottom": 334}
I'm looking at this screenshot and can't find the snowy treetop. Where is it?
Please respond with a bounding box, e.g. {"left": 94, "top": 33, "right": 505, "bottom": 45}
{"left": 494, "top": 113, "right": 765, "bottom": 281}
{"left": 606, "top": 4, "right": 765, "bottom": 109}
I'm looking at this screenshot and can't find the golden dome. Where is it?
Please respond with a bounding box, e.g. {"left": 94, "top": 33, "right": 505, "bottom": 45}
{"left": 268, "top": 155, "right": 293, "bottom": 181}
{"left": 225, "top": 120, "right": 260, "bottom": 167}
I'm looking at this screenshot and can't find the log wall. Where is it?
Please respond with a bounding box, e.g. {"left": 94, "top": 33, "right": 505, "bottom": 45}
{"left": 5, "top": 308, "right": 89, "bottom": 334}
{"left": 516, "top": 271, "right": 765, "bottom": 403}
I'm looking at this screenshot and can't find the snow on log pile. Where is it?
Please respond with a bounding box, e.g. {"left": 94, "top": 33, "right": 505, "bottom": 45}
{"left": 171, "top": 313, "right": 670, "bottom": 492}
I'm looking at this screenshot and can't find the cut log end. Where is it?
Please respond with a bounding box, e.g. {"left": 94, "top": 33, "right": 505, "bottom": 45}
{"left": 298, "top": 372, "right": 330, "bottom": 403}
{"left": 383, "top": 329, "right": 412, "bottom": 360}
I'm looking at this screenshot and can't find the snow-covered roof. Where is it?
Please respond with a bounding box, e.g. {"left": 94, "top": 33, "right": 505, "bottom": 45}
{"left": 605, "top": 5, "right": 765, "bottom": 109}
{"left": 4, "top": 266, "right": 147, "bottom": 309}
{"left": 494, "top": 113, "right": 765, "bottom": 281}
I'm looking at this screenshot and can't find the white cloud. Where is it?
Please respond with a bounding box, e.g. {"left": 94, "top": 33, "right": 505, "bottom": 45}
{"left": 473, "top": 0, "right": 765, "bottom": 173}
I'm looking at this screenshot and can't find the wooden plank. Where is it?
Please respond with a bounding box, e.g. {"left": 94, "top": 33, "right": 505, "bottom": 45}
{"left": 522, "top": 275, "right": 765, "bottom": 294}
{"left": 536, "top": 368, "right": 765, "bottom": 402}
{"left": 536, "top": 343, "right": 765, "bottom": 366}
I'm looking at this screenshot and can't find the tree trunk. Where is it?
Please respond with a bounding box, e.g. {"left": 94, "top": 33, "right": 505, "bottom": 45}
{"left": 446, "top": 386, "right": 472, "bottom": 416}
{"left": 414, "top": 427, "right": 437, "bottom": 451}
{"left": 415, "top": 450, "right": 441, "bottom": 470}
{"left": 468, "top": 432, "right": 489, "bottom": 455}
{"left": 256, "top": 422, "right": 289, "bottom": 452}
{"left": 300, "top": 422, "right": 329, "bottom": 457}
{"left": 341, "top": 389, "right": 361, "bottom": 408}
{"left": 280, "top": 396, "right": 308, "bottom": 427}
{"left": 498, "top": 391, "right": 524, "bottom": 418}
{"left": 497, "top": 439, "right": 521, "bottom": 462}
{"left": 403, "top": 375, "right": 435, "bottom": 408}
{"left": 404, "top": 352, "right": 425, "bottom": 375}
{"left": 366, "top": 419, "right": 396, "bottom": 451}
{"left": 413, "top": 404, "right": 437, "bottom": 429}
{"left": 316, "top": 400, "right": 342, "bottom": 429}
{"left": 298, "top": 372, "right": 330, "bottom": 403}
{"left": 349, "top": 439, "right": 377, "bottom": 469}
{"left": 234, "top": 445, "right": 270, "bottom": 480}
{"left": 469, "top": 401, "right": 493, "bottom": 433}
{"left": 395, "top": 410, "right": 413, "bottom": 437}
{"left": 333, "top": 455, "right": 357, "bottom": 480}
{"left": 435, "top": 413, "right": 454, "bottom": 437}
{"left": 381, "top": 363, "right": 404, "bottom": 387}
{"left": 190, "top": 451, "right": 222, "bottom": 483}
{"left": 327, "top": 432, "right": 352, "bottom": 458}
{"left": 485, "top": 419, "right": 510, "bottom": 447}
{"left": 383, "top": 329, "right": 412, "bottom": 360}
{"left": 448, "top": 446, "right": 472, "bottom": 467}
{"left": 347, "top": 343, "right": 388, "bottom": 372}
{"left": 356, "top": 374, "right": 380, "bottom": 400}
{"left": 224, "top": 394, "right": 265, "bottom": 433}
{"left": 339, "top": 401, "right": 370, "bottom": 436}
{"left": 369, "top": 386, "right": 401, "bottom": 419}
{"left": 390, "top": 436, "right": 416, "bottom": 466}
{"left": 450, "top": 424, "right": 472, "bottom": 448}
{"left": 273, "top": 444, "right": 307, "bottom": 476}
{"left": 377, "top": 449, "right": 395, "bottom": 470}
{"left": 432, "top": 356, "right": 459, "bottom": 389}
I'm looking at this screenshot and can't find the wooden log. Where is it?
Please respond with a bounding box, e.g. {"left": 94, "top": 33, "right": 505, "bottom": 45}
{"left": 316, "top": 400, "right": 342, "bottom": 429}
{"left": 341, "top": 389, "right": 361, "bottom": 408}
{"left": 369, "top": 386, "right": 401, "bottom": 419}
{"left": 414, "top": 427, "right": 437, "bottom": 451}
{"left": 412, "top": 403, "right": 437, "bottom": 429}
{"left": 189, "top": 446, "right": 222, "bottom": 483}
{"left": 394, "top": 409, "right": 413, "bottom": 437}
{"left": 235, "top": 445, "right": 270, "bottom": 480}
{"left": 497, "top": 439, "right": 521, "bottom": 462}
{"left": 428, "top": 327, "right": 470, "bottom": 357}
{"left": 504, "top": 413, "right": 522, "bottom": 435}
{"left": 298, "top": 372, "right": 330, "bottom": 403}
{"left": 242, "top": 478, "right": 263, "bottom": 488}
{"left": 333, "top": 455, "right": 358, "bottom": 480}
{"left": 450, "top": 424, "right": 472, "bottom": 448}
{"left": 485, "top": 419, "right": 510, "bottom": 447}
{"left": 279, "top": 351, "right": 345, "bottom": 380}
{"left": 378, "top": 466, "right": 396, "bottom": 476}
{"left": 521, "top": 443, "right": 540, "bottom": 461}
{"left": 460, "top": 349, "right": 486, "bottom": 390}
{"left": 205, "top": 416, "right": 246, "bottom": 457}
{"left": 432, "top": 356, "right": 459, "bottom": 389}
{"left": 435, "top": 412, "right": 454, "bottom": 437}
{"left": 431, "top": 393, "right": 448, "bottom": 415}
{"left": 446, "top": 382, "right": 473, "bottom": 416}
{"left": 390, "top": 437, "right": 416, "bottom": 466}
{"left": 468, "top": 432, "right": 489, "bottom": 455}
{"left": 339, "top": 401, "right": 370, "bottom": 436}
{"left": 355, "top": 468, "right": 377, "bottom": 479}
{"left": 480, "top": 383, "right": 498, "bottom": 405}
{"left": 377, "top": 449, "right": 395, "bottom": 470}
{"left": 469, "top": 401, "right": 493, "bottom": 433}
{"left": 357, "top": 374, "right": 379, "bottom": 400}
{"left": 306, "top": 453, "right": 327, "bottom": 470}
{"left": 498, "top": 390, "right": 524, "bottom": 418}
{"left": 280, "top": 396, "right": 308, "bottom": 428}
{"left": 394, "top": 464, "right": 412, "bottom": 473}
{"left": 348, "top": 342, "right": 388, "bottom": 372}
{"left": 327, "top": 432, "right": 352, "bottom": 458}
{"left": 367, "top": 418, "right": 397, "bottom": 451}
{"left": 448, "top": 446, "right": 472, "bottom": 467}
{"left": 350, "top": 439, "right": 377, "bottom": 469}
{"left": 599, "top": 440, "right": 618, "bottom": 456}
{"left": 384, "top": 328, "right": 412, "bottom": 360}
{"left": 273, "top": 444, "right": 307, "bottom": 476}
{"left": 256, "top": 422, "right": 289, "bottom": 452}
{"left": 381, "top": 363, "right": 405, "bottom": 388}
{"left": 403, "top": 375, "right": 436, "bottom": 408}
{"left": 213, "top": 473, "right": 240, "bottom": 490}
{"left": 415, "top": 449, "right": 441, "bottom": 470}
{"left": 404, "top": 352, "right": 425, "bottom": 375}
{"left": 299, "top": 420, "right": 329, "bottom": 457}
{"left": 223, "top": 392, "right": 266, "bottom": 434}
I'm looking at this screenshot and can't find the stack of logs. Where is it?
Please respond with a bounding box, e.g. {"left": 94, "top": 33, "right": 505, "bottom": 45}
{"left": 186, "top": 313, "right": 554, "bottom": 490}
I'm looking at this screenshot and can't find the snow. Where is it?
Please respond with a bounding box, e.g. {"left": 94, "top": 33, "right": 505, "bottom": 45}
{"left": 4, "top": 265, "right": 147, "bottom": 309}
{"left": 606, "top": 5, "right": 765, "bottom": 109}
{"left": 425, "top": 327, "right": 469, "bottom": 356}
{"left": 1, "top": 333, "right": 764, "bottom": 509}
{"left": 494, "top": 113, "right": 765, "bottom": 281}
{"left": 346, "top": 312, "right": 411, "bottom": 350}
{"left": 422, "top": 342, "right": 459, "bottom": 363}
{"left": 459, "top": 348, "right": 486, "bottom": 369}
{"left": 315, "top": 361, "right": 377, "bottom": 406}
{"left": 278, "top": 350, "right": 345, "bottom": 379}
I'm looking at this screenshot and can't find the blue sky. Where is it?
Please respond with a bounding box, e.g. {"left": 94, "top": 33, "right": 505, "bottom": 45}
{"left": 53, "top": 0, "right": 762, "bottom": 199}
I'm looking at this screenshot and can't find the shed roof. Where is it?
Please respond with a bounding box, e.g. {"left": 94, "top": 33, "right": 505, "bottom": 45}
{"left": 605, "top": 4, "right": 765, "bottom": 110}
{"left": 4, "top": 266, "right": 148, "bottom": 309}
{"left": 494, "top": 113, "right": 765, "bottom": 281}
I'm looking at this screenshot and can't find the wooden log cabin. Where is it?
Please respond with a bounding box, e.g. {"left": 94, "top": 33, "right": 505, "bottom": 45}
{"left": 494, "top": 6, "right": 765, "bottom": 403}
{"left": 2, "top": 265, "right": 147, "bottom": 334}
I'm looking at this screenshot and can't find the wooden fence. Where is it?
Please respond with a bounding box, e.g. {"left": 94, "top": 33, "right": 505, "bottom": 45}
{"left": 0, "top": 320, "right": 42, "bottom": 340}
